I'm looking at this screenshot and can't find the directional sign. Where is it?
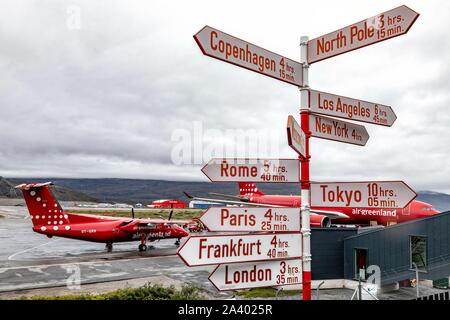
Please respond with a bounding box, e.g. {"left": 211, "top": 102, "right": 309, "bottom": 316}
{"left": 209, "top": 259, "right": 302, "bottom": 291}
{"left": 287, "top": 115, "right": 306, "bottom": 157}
{"left": 309, "top": 89, "right": 396, "bottom": 126}
{"left": 311, "top": 181, "right": 417, "bottom": 209}
{"left": 308, "top": 5, "right": 419, "bottom": 64}
{"left": 310, "top": 114, "right": 369, "bottom": 146}
{"left": 194, "top": 26, "right": 303, "bottom": 87}
{"left": 201, "top": 158, "right": 300, "bottom": 183}
{"left": 200, "top": 207, "right": 301, "bottom": 232}
{"left": 177, "top": 233, "right": 302, "bottom": 267}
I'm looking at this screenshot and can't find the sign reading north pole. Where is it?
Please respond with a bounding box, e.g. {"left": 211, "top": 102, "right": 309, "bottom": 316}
{"left": 177, "top": 233, "right": 302, "bottom": 267}
{"left": 308, "top": 5, "right": 419, "bottom": 64}
{"left": 287, "top": 115, "right": 306, "bottom": 157}
{"left": 310, "top": 181, "right": 417, "bottom": 208}
{"left": 309, "top": 113, "right": 369, "bottom": 146}
{"left": 200, "top": 207, "right": 301, "bottom": 232}
{"left": 194, "top": 26, "right": 303, "bottom": 87}
{"left": 309, "top": 89, "right": 396, "bottom": 126}
{"left": 201, "top": 158, "right": 300, "bottom": 183}
{"left": 209, "top": 259, "right": 302, "bottom": 291}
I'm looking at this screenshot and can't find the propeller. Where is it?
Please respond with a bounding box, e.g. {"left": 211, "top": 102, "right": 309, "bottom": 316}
{"left": 131, "top": 207, "right": 135, "bottom": 219}
{"left": 168, "top": 210, "right": 174, "bottom": 221}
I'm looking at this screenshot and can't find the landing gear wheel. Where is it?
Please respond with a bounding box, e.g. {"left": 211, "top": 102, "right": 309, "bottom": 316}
{"left": 106, "top": 243, "right": 113, "bottom": 252}
{"left": 175, "top": 239, "right": 181, "bottom": 246}
{"left": 138, "top": 244, "right": 147, "bottom": 252}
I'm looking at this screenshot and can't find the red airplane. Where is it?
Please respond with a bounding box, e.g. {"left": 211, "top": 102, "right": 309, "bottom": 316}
{"left": 185, "top": 182, "right": 440, "bottom": 227}
{"left": 16, "top": 182, "right": 189, "bottom": 252}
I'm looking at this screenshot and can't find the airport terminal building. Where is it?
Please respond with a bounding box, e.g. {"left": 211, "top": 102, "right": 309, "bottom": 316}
{"left": 310, "top": 211, "right": 450, "bottom": 289}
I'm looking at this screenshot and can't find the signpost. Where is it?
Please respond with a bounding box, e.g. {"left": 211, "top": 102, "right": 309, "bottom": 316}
{"left": 201, "top": 158, "right": 300, "bottom": 183}
{"left": 200, "top": 207, "right": 301, "bottom": 232}
{"left": 310, "top": 181, "right": 417, "bottom": 208}
{"left": 177, "top": 233, "right": 302, "bottom": 267}
{"left": 309, "top": 89, "right": 396, "bottom": 126}
{"left": 209, "top": 260, "right": 302, "bottom": 291}
{"left": 194, "top": 26, "right": 303, "bottom": 87}
{"left": 286, "top": 115, "right": 307, "bottom": 157}
{"left": 309, "top": 113, "right": 369, "bottom": 146}
{"left": 308, "top": 5, "right": 419, "bottom": 64}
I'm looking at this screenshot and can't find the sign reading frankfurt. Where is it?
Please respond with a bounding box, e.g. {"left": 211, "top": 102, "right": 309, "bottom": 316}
{"left": 201, "top": 158, "right": 300, "bottom": 183}
{"left": 308, "top": 5, "right": 419, "bottom": 63}
{"left": 194, "top": 26, "right": 303, "bottom": 86}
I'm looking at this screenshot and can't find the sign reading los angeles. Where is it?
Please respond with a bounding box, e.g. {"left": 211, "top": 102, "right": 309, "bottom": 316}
{"left": 310, "top": 181, "right": 417, "bottom": 208}
{"left": 308, "top": 5, "right": 419, "bottom": 63}
{"left": 309, "top": 89, "right": 396, "bottom": 126}
{"left": 209, "top": 259, "right": 302, "bottom": 291}
{"left": 177, "top": 233, "right": 302, "bottom": 266}
{"left": 200, "top": 207, "right": 301, "bottom": 232}
{"left": 287, "top": 115, "right": 306, "bottom": 157}
{"left": 194, "top": 26, "right": 303, "bottom": 87}
{"left": 309, "top": 113, "right": 369, "bottom": 146}
{"left": 201, "top": 158, "right": 300, "bottom": 183}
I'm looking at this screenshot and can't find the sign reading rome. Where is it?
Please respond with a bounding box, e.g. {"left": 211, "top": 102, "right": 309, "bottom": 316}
{"left": 194, "top": 26, "right": 303, "bottom": 86}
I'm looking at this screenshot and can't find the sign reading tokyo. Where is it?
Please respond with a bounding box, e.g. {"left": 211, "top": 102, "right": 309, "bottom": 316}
{"left": 287, "top": 115, "right": 306, "bottom": 157}
{"left": 209, "top": 260, "right": 302, "bottom": 291}
{"left": 201, "top": 158, "right": 300, "bottom": 183}
{"left": 308, "top": 5, "right": 419, "bottom": 63}
{"left": 177, "top": 233, "right": 302, "bottom": 266}
{"left": 309, "top": 89, "right": 396, "bottom": 126}
{"left": 311, "top": 181, "right": 417, "bottom": 209}
{"left": 200, "top": 207, "right": 301, "bottom": 232}
{"left": 194, "top": 26, "right": 303, "bottom": 87}
{"left": 310, "top": 114, "right": 369, "bottom": 146}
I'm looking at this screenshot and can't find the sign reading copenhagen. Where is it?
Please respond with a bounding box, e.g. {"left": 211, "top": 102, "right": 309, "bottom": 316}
{"left": 308, "top": 5, "right": 419, "bottom": 63}
{"left": 310, "top": 181, "right": 417, "bottom": 209}
{"left": 177, "top": 233, "right": 302, "bottom": 267}
{"left": 309, "top": 114, "right": 369, "bottom": 146}
{"left": 287, "top": 115, "right": 306, "bottom": 157}
{"left": 201, "top": 158, "right": 300, "bottom": 183}
{"left": 194, "top": 26, "right": 303, "bottom": 87}
{"left": 209, "top": 259, "right": 302, "bottom": 291}
{"left": 200, "top": 207, "right": 301, "bottom": 232}
{"left": 309, "top": 89, "right": 396, "bottom": 126}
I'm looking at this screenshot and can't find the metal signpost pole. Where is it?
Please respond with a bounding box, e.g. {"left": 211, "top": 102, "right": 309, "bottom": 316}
{"left": 300, "top": 35, "right": 311, "bottom": 300}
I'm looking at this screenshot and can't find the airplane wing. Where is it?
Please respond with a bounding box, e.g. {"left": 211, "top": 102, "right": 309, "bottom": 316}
{"left": 184, "top": 192, "right": 349, "bottom": 219}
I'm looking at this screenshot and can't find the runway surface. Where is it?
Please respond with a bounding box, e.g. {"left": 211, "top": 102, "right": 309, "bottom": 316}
{"left": 0, "top": 206, "right": 228, "bottom": 297}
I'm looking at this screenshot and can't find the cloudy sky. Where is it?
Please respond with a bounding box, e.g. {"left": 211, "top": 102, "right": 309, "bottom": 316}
{"left": 0, "top": 0, "right": 449, "bottom": 193}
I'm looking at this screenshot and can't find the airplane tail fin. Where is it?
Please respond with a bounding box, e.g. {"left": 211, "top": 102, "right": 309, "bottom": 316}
{"left": 238, "top": 183, "right": 264, "bottom": 197}
{"left": 15, "top": 182, "right": 69, "bottom": 227}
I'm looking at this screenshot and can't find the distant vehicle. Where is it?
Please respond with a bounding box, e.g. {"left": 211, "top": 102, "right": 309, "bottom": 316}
{"left": 134, "top": 203, "right": 143, "bottom": 208}
{"left": 184, "top": 182, "right": 440, "bottom": 227}
{"left": 151, "top": 199, "right": 187, "bottom": 209}
{"left": 16, "top": 182, "right": 189, "bottom": 252}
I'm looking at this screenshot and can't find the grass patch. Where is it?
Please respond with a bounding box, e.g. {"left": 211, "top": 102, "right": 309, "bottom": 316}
{"left": 236, "top": 288, "right": 302, "bottom": 298}
{"left": 68, "top": 208, "right": 204, "bottom": 220}
{"left": 22, "top": 283, "right": 204, "bottom": 300}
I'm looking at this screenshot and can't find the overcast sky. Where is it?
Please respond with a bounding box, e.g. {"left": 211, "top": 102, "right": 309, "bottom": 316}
{"left": 0, "top": 0, "right": 449, "bottom": 193}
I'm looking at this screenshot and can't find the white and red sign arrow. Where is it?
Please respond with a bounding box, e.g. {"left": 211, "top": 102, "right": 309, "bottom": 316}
{"left": 209, "top": 259, "right": 302, "bottom": 291}
{"left": 311, "top": 181, "right": 417, "bottom": 208}
{"left": 287, "top": 115, "right": 306, "bottom": 157}
{"left": 308, "top": 5, "right": 419, "bottom": 64}
{"left": 310, "top": 113, "right": 369, "bottom": 146}
{"left": 194, "top": 26, "right": 303, "bottom": 87}
{"left": 201, "top": 158, "right": 300, "bottom": 183}
{"left": 200, "top": 207, "right": 301, "bottom": 232}
{"left": 309, "top": 89, "right": 396, "bottom": 126}
{"left": 177, "top": 233, "right": 302, "bottom": 267}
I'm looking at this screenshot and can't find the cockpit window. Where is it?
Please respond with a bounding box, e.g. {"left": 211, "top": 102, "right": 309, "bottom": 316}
{"left": 421, "top": 207, "right": 433, "bottom": 211}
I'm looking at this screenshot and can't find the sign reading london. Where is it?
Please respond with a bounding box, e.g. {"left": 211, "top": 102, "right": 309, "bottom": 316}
{"left": 309, "top": 89, "right": 396, "bottom": 126}
{"left": 177, "top": 233, "right": 302, "bottom": 266}
{"left": 200, "top": 207, "right": 301, "bottom": 232}
{"left": 201, "top": 158, "right": 300, "bottom": 183}
{"left": 308, "top": 5, "right": 419, "bottom": 63}
{"left": 311, "top": 181, "right": 417, "bottom": 208}
{"left": 194, "top": 26, "right": 303, "bottom": 87}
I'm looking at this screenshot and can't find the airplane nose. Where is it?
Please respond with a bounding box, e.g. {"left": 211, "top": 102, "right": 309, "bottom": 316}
{"left": 175, "top": 226, "right": 189, "bottom": 237}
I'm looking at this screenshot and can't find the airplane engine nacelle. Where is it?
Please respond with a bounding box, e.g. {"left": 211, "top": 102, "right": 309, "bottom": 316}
{"left": 310, "top": 214, "right": 331, "bottom": 228}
